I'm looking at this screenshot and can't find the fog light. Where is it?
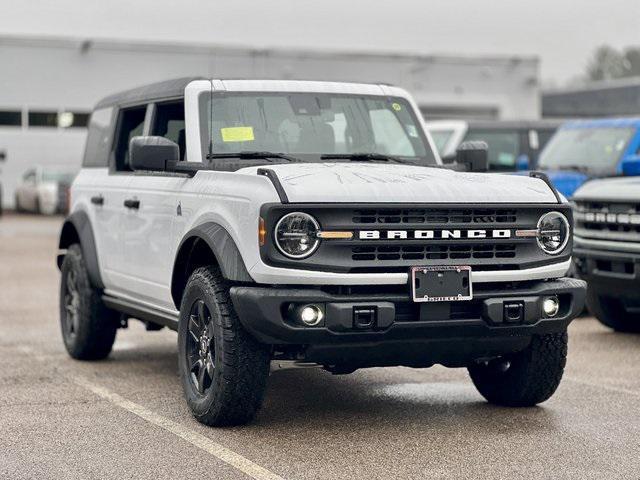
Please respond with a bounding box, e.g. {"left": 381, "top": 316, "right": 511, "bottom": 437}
{"left": 542, "top": 297, "right": 560, "bottom": 317}
{"left": 300, "top": 305, "right": 323, "bottom": 326}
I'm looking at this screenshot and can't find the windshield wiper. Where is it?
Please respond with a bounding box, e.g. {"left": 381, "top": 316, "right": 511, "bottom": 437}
{"left": 320, "top": 153, "right": 408, "bottom": 164}
{"left": 206, "top": 151, "right": 299, "bottom": 162}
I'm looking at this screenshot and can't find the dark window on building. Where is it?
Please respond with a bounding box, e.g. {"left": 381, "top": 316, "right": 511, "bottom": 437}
{"left": 113, "top": 106, "right": 147, "bottom": 171}
{"left": 152, "top": 101, "right": 185, "bottom": 160}
{"left": 420, "top": 105, "right": 499, "bottom": 121}
{"left": 83, "top": 108, "right": 114, "bottom": 168}
{"left": 0, "top": 110, "right": 22, "bottom": 127}
{"left": 28, "top": 111, "right": 58, "bottom": 127}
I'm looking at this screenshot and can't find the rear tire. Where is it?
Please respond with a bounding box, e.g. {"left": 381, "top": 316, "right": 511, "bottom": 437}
{"left": 178, "top": 266, "right": 271, "bottom": 427}
{"left": 59, "top": 244, "right": 118, "bottom": 360}
{"left": 468, "top": 331, "right": 568, "bottom": 407}
{"left": 586, "top": 286, "right": 640, "bottom": 333}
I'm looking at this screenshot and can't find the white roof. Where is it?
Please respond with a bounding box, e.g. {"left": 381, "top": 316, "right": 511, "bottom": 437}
{"left": 214, "top": 79, "right": 410, "bottom": 97}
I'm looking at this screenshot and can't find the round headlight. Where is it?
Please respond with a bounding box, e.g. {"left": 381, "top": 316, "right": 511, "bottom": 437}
{"left": 537, "top": 212, "right": 570, "bottom": 255}
{"left": 275, "top": 212, "right": 321, "bottom": 259}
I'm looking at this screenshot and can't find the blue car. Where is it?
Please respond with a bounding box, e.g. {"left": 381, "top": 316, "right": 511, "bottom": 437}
{"left": 535, "top": 117, "right": 640, "bottom": 198}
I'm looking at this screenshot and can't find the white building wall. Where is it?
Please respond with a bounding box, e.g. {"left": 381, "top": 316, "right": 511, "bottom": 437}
{"left": 0, "top": 35, "right": 540, "bottom": 208}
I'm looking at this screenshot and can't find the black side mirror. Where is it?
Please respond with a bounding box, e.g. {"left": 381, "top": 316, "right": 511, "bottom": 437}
{"left": 0, "top": 150, "right": 6, "bottom": 162}
{"left": 129, "top": 136, "right": 179, "bottom": 171}
{"left": 456, "top": 141, "right": 489, "bottom": 172}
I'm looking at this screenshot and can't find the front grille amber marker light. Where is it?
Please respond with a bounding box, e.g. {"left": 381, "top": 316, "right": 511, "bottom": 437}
{"left": 259, "top": 217, "right": 267, "bottom": 246}
{"left": 515, "top": 229, "right": 538, "bottom": 238}
{"left": 317, "top": 231, "right": 354, "bottom": 239}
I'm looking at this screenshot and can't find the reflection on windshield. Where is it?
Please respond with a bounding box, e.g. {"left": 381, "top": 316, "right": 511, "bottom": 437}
{"left": 199, "top": 93, "right": 437, "bottom": 165}
{"left": 538, "top": 127, "right": 634, "bottom": 173}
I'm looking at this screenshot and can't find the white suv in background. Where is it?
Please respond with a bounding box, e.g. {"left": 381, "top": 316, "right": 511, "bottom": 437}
{"left": 57, "top": 78, "right": 585, "bottom": 427}
{"left": 14, "top": 165, "right": 76, "bottom": 214}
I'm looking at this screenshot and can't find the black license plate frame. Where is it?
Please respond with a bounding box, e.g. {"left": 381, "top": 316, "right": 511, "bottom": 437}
{"left": 411, "top": 265, "right": 473, "bottom": 303}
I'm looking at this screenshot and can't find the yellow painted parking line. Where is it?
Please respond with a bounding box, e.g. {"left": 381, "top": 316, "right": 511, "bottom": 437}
{"left": 74, "top": 377, "right": 286, "bottom": 480}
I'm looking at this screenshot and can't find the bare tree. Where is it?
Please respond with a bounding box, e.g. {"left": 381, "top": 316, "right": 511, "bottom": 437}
{"left": 586, "top": 45, "right": 640, "bottom": 81}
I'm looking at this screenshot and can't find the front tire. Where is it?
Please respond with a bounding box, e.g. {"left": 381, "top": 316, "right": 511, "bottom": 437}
{"left": 178, "top": 266, "right": 271, "bottom": 427}
{"left": 586, "top": 287, "right": 640, "bottom": 333}
{"left": 468, "top": 331, "right": 568, "bottom": 407}
{"left": 59, "top": 244, "right": 118, "bottom": 360}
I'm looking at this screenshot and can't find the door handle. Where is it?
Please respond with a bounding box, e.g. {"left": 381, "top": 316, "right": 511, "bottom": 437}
{"left": 90, "top": 195, "right": 104, "bottom": 206}
{"left": 123, "top": 198, "right": 140, "bottom": 210}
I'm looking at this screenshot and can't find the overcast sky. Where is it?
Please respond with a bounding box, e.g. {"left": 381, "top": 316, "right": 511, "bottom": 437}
{"left": 2, "top": 0, "right": 639, "bottom": 84}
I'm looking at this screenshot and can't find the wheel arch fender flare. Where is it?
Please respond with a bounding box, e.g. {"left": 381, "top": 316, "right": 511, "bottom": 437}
{"left": 171, "top": 222, "right": 253, "bottom": 309}
{"left": 57, "top": 210, "right": 104, "bottom": 289}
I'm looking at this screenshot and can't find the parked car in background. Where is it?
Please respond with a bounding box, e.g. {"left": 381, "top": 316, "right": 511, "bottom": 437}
{"left": 536, "top": 118, "right": 640, "bottom": 198}
{"left": 14, "top": 165, "right": 76, "bottom": 214}
{"left": 426, "top": 120, "right": 561, "bottom": 171}
{"left": 573, "top": 176, "right": 640, "bottom": 332}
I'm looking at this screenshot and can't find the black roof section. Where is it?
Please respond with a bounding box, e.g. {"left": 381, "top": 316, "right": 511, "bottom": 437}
{"left": 94, "top": 77, "right": 205, "bottom": 109}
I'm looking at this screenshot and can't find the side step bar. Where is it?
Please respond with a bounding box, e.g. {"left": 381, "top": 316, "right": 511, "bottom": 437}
{"left": 102, "top": 295, "right": 179, "bottom": 331}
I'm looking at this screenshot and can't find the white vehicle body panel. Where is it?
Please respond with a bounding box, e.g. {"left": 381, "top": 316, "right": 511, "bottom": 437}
{"left": 68, "top": 79, "right": 569, "bottom": 311}
{"left": 573, "top": 176, "right": 640, "bottom": 202}
{"left": 234, "top": 163, "right": 558, "bottom": 204}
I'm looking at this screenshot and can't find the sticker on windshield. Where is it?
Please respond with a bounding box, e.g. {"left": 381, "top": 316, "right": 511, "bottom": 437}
{"left": 391, "top": 102, "right": 402, "bottom": 111}
{"left": 221, "top": 126, "right": 255, "bottom": 142}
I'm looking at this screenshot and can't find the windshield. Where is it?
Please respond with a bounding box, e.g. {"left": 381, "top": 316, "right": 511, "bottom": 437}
{"left": 199, "top": 92, "right": 436, "bottom": 165}
{"left": 463, "top": 129, "right": 520, "bottom": 170}
{"left": 429, "top": 130, "right": 454, "bottom": 155}
{"left": 42, "top": 171, "right": 75, "bottom": 183}
{"left": 538, "top": 127, "right": 635, "bottom": 173}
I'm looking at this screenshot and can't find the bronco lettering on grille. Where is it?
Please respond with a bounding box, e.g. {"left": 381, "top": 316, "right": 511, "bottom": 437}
{"left": 358, "top": 229, "right": 512, "bottom": 240}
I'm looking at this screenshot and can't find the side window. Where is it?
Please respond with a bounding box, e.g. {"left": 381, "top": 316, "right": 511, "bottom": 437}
{"left": 463, "top": 130, "right": 520, "bottom": 170}
{"left": 113, "top": 106, "right": 147, "bottom": 171}
{"left": 537, "top": 129, "right": 556, "bottom": 151}
{"left": 83, "top": 107, "right": 113, "bottom": 167}
{"left": 151, "top": 101, "right": 186, "bottom": 160}
{"left": 23, "top": 169, "right": 36, "bottom": 184}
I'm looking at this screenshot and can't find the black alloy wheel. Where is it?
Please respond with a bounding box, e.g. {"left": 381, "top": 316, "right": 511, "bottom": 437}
{"left": 185, "top": 299, "right": 216, "bottom": 395}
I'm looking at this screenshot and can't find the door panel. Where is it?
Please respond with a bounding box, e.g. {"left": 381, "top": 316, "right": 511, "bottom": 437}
{"left": 89, "top": 171, "right": 132, "bottom": 289}
{"left": 120, "top": 175, "right": 187, "bottom": 308}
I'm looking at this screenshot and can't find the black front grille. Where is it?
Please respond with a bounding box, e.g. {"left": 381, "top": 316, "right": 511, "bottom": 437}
{"left": 352, "top": 208, "right": 517, "bottom": 225}
{"left": 352, "top": 243, "right": 517, "bottom": 262}
{"left": 574, "top": 201, "right": 640, "bottom": 242}
{"left": 261, "top": 203, "right": 572, "bottom": 273}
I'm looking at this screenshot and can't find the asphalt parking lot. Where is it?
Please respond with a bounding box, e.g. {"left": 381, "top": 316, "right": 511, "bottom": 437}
{"left": 1, "top": 213, "right": 639, "bottom": 480}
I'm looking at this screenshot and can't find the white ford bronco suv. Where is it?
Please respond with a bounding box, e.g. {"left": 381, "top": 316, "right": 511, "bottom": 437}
{"left": 57, "top": 78, "right": 586, "bottom": 426}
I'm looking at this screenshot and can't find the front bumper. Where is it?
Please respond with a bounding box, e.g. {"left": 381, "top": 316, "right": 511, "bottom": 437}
{"left": 230, "top": 277, "right": 586, "bottom": 367}
{"left": 574, "top": 239, "right": 640, "bottom": 297}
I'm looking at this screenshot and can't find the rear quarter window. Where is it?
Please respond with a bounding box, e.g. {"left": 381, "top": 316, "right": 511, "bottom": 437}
{"left": 82, "top": 107, "right": 114, "bottom": 167}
